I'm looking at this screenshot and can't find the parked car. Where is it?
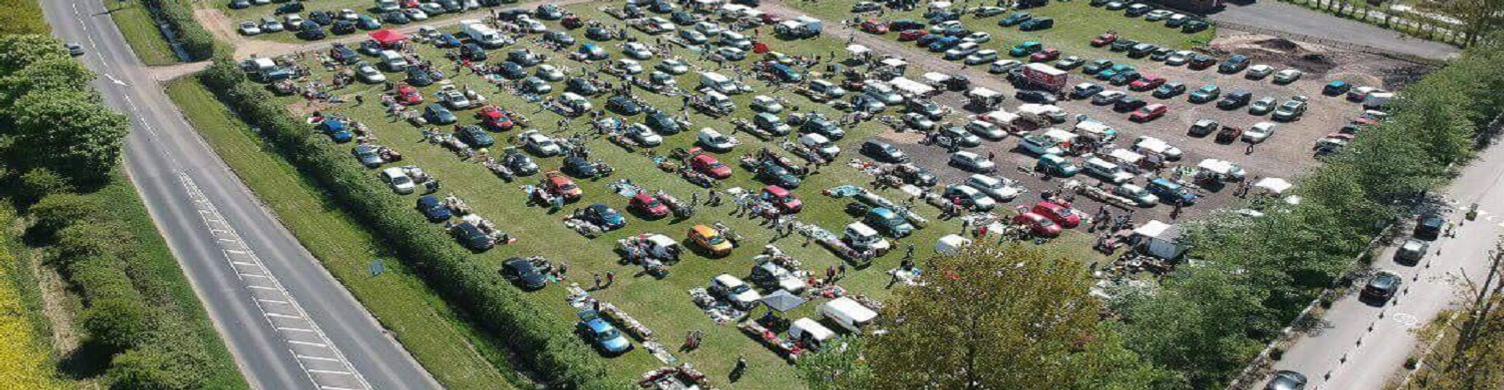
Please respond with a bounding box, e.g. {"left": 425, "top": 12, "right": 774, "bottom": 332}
{"left": 1274, "top": 69, "right": 1304, "bottom": 84}
{"left": 949, "top": 151, "right": 996, "bottom": 173}
{"left": 1012, "top": 212, "right": 1061, "bottom": 237}
{"left": 1361, "top": 270, "right": 1403, "bottom": 303}
{"left": 1248, "top": 97, "right": 1277, "bottom": 115}
{"left": 861, "top": 141, "right": 909, "bottom": 163}
{"left": 502, "top": 258, "right": 547, "bottom": 290}
{"left": 1189, "top": 85, "right": 1221, "bottom": 103}
{"left": 1395, "top": 239, "right": 1429, "bottom": 265}
{"left": 1265, "top": 370, "right": 1308, "bottom": 390}
{"left": 1129, "top": 104, "right": 1168, "bottom": 122}
{"left": 1219, "top": 54, "right": 1250, "bottom": 74}
{"left": 1188, "top": 119, "right": 1220, "bottom": 137}
{"left": 416, "top": 195, "right": 452, "bottom": 222}
{"left": 1153, "top": 82, "right": 1186, "bottom": 98}
{"left": 1243, "top": 122, "right": 1278, "bottom": 143}
{"left": 576, "top": 310, "right": 632, "bottom": 355}
{"left": 1217, "top": 91, "right": 1253, "bottom": 109}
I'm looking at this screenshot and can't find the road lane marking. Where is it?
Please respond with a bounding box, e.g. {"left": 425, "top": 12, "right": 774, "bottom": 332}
{"left": 288, "top": 340, "right": 329, "bottom": 348}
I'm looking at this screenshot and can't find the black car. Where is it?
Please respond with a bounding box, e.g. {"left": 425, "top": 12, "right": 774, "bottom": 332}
{"left": 1219, "top": 55, "right": 1250, "bottom": 74}
{"left": 330, "top": 44, "right": 359, "bottom": 64}
{"left": 800, "top": 115, "right": 845, "bottom": 140}
{"left": 1018, "top": 17, "right": 1053, "bottom": 31}
{"left": 564, "top": 156, "right": 599, "bottom": 178}
{"left": 383, "top": 11, "right": 410, "bottom": 25}
{"left": 308, "top": 11, "right": 335, "bottom": 26}
{"left": 1114, "top": 97, "right": 1147, "bottom": 112}
{"left": 1015, "top": 90, "right": 1057, "bottom": 104}
{"left": 671, "top": 11, "right": 697, "bottom": 25}
{"left": 503, "top": 150, "right": 540, "bottom": 176}
{"left": 586, "top": 26, "right": 613, "bottom": 41}
{"left": 1414, "top": 214, "right": 1444, "bottom": 240}
{"left": 566, "top": 78, "right": 601, "bottom": 96}
{"left": 416, "top": 195, "right": 452, "bottom": 222}
{"left": 296, "top": 21, "right": 325, "bottom": 40}
{"left": 502, "top": 258, "right": 548, "bottom": 290}
{"left": 1188, "top": 54, "right": 1217, "bottom": 70}
{"left": 1265, "top": 370, "right": 1307, "bottom": 390}
{"left": 1361, "top": 271, "right": 1403, "bottom": 303}
{"left": 894, "top": 164, "right": 938, "bottom": 187}
{"left": 275, "top": 1, "right": 304, "bottom": 15}
{"left": 456, "top": 126, "right": 495, "bottom": 148}
{"left": 536, "top": 4, "right": 565, "bottom": 19}
{"left": 1182, "top": 20, "right": 1210, "bottom": 33}
{"left": 1109, "top": 39, "right": 1137, "bottom": 52}
{"left": 861, "top": 141, "right": 909, "bottom": 163}
{"left": 1071, "top": 84, "right": 1104, "bottom": 99}
{"left": 452, "top": 222, "right": 493, "bottom": 252}
{"left": 606, "top": 96, "right": 642, "bottom": 115}
{"left": 357, "top": 15, "right": 382, "bottom": 30}
{"left": 1152, "top": 82, "right": 1186, "bottom": 98}
{"left": 756, "top": 162, "right": 803, "bottom": 188}
{"left": 331, "top": 20, "right": 357, "bottom": 35}
{"left": 406, "top": 68, "right": 434, "bottom": 86}
{"left": 1217, "top": 91, "right": 1253, "bottom": 109}
{"left": 500, "top": 62, "right": 527, "bottom": 79}
{"left": 424, "top": 105, "right": 457, "bottom": 124}
{"left": 461, "top": 44, "right": 487, "bottom": 61}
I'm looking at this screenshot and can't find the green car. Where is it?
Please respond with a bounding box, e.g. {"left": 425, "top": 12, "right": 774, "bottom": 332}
{"left": 1095, "top": 64, "right": 1135, "bottom": 81}
{"left": 1188, "top": 85, "right": 1221, "bottom": 103}
{"left": 1036, "top": 154, "right": 1079, "bottom": 177}
{"left": 1009, "top": 41, "right": 1043, "bottom": 57}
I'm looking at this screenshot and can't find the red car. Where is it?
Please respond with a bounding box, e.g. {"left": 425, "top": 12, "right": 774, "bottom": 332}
{"left": 761, "top": 13, "right": 784, "bottom": 24}
{"left": 1030, "top": 48, "right": 1061, "bottom": 63}
{"left": 1013, "top": 212, "right": 1062, "bottom": 237}
{"left": 396, "top": 84, "right": 423, "bottom": 105}
{"left": 1030, "top": 202, "right": 1081, "bottom": 229}
{"left": 1129, "top": 75, "right": 1166, "bottom": 91}
{"left": 897, "top": 29, "right": 929, "bottom": 41}
{"left": 1130, "top": 104, "right": 1169, "bottom": 122}
{"left": 630, "top": 192, "right": 670, "bottom": 219}
{"left": 761, "top": 185, "right": 802, "bottom": 213}
{"left": 690, "top": 154, "right": 733, "bottom": 179}
{"left": 476, "top": 106, "right": 514, "bottom": 131}
{"left": 1090, "top": 33, "right": 1118, "bottom": 47}
{"left": 860, "top": 19, "right": 889, "bottom": 34}
{"left": 544, "top": 171, "right": 582, "bottom": 201}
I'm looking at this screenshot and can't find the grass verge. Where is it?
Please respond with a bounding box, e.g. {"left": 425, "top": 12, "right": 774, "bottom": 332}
{"left": 165, "top": 77, "right": 523, "bottom": 389}
{"left": 0, "top": 209, "right": 62, "bottom": 389}
{"left": 102, "top": 0, "right": 181, "bottom": 66}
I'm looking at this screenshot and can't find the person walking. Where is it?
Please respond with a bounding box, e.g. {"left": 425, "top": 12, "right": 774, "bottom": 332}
{"left": 593, "top": 273, "right": 603, "bottom": 290}
{"left": 606, "top": 271, "right": 616, "bottom": 287}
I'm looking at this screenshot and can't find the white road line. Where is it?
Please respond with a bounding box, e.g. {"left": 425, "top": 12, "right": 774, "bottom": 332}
{"left": 278, "top": 327, "right": 317, "bottom": 333}
{"left": 265, "top": 312, "right": 302, "bottom": 319}
{"left": 239, "top": 273, "right": 269, "bottom": 279}
{"left": 322, "top": 385, "right": 363, "bottom": 390}
{"left": 247, "top": 285, "right": 280, "bottom": 291}
{"left": 257, "top": 298, "right": 290, "bottom": 305}
{"left": 308, "top": 369, "right": 354, "bottom": 376}
{"left": 298, "top": 354, "right": 343, "bottom": 362}
{"left": 288, "top": 340, "right": 329, "bottom": 348}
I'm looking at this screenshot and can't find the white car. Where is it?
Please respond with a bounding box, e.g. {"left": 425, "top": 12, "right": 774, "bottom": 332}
{"left": 404, "top": 8, "right": 429, "bottom": 21}
{"left": 965, "top": 120, "right": 1007, "bottom": 141}
{"left": 261, "top": 17, "right": 284, "bottom": 32}
{"left": 626, "top": 124, "right": 662, "bottom": 146}
{"left": 799, "top": 133, "right": 840, "bottom": 158}
{"left": 1114, "top": 184, "right": 1158, "bottom": 207}
{"left": 694, "top": 21, "right": 722, "bottom": 37}
{"left": 1165, "top": 50, "right": 1193, "bottom": 66}
{"left": 949, "top": 151, "right": 996, "bottom": 173}
{"left": 1132, "top": 136, "right": 1183, "bottom": 160}
{"left": 283, "top": 14, "right": 305, "bottom": 28}
{"left": 1092, "top": 90, "right": 1127, "bottom": 105}
{"left": 944, "top": 184, "right": 997, "bottom": 211}
{"left": 710, "top": 274, "right": 761, "bottom": 310}
{"left": 963, "top": 31, "right": 992, "bottom": 44}
{"left": 1145, "top": 9, "right": 1174, "bottom": 21}
{"left": 656, "top": 59, "right": 690, "bottom": 75}
{"left": 339, "top": 9, "right": 359, "bottom": 21}
{"left": 380, "top": 167, "right": 416, "bottom": 194}
{"left": 1018, "top": 134, "right": 1064, "bottom": 156}
{"left": 697, "top": 128, "right": 737, "bottom": 151}
{"left": 965, "top": 174, "right": 1023, "bottom": 201}
{"left": 929, "top": 20, "right": 963, "bottom": 34}
{"left": 614, "top": 59, "right": 644, "bottom": 75}
{"left": 623, "top": 42, "right": 653, "bottom": 60}
{"left": 1274, "top": 69, "right": 1304, "bottom": 84}
{"left": 1243, "top": 122, "right": 1277, "bottom": 143}
{"left": 356, "top": 64, "right": 386, "bottom": 83}
{"left": 989, "top": 59, "right": 1022, "bottom": 74}
{"left": 1246, "top": 64, "right": 1275, "bottom": 79}
{"left": 536, "top": 64, "right": 565, "bottom": 81}
{"left": 238, "top": 21, "right": 262, "bottom": 35}
{"left": 521, "top": 130, "right": 561, "bottom": 156}
{"left": 964, "top": 49, "right": 999, "bottom": 65}
{"left": 750, "top": 95, "right": 784, "bottom": 114}
{"left": 680, "top": 29, "right": 708, "bottom": 44}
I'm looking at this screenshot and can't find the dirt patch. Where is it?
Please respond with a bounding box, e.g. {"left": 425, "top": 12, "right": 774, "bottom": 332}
{"left": 1211, "top": 34, "right": 1339, "bottom": 74}
{"left": 1209, "top": 32, "right": 1437, "bottom": 89}
{"left": 194, "top": 8, "right": 302, "bottom": 60}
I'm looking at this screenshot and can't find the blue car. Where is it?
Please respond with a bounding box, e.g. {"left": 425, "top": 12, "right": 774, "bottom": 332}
{"left": 1147, "top": 178, "right": 1198, "bottom": 205}
{"left": 770, "top": 63, "right": 803, "bottom": 82}
{"left": 416, "top": 196, "right": 452, "bottom": 222}
{"left": 928, "top": 36, "right": 960, "bottom": 52}
{"left": 425, "top": 104, "right": 457, "bottom": 124}
{"left": 436, "top": 33, "right": 462, "bottom": 48}
{"left": 1323, "top": 80, "right": 1351, "bottom": 96}
{"left": 582, "top": 204, "right": 626, "bottom": 230}
{"left": 577, "top": 310, "right": 632, "bottom": 355}
{"left": 319, "top": 119, "right": 353, "bottom": 143}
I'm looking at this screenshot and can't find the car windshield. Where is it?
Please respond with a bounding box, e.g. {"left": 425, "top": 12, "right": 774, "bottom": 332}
{"left": 1036, "top": 218, "right": 1056, "bottom": 227}
{"left": 707, "top": 236, "right": 726, "bottom": 245}
{"left": 730, "top": 284, "right": 750, "bottom": 294}
{"left": 597, "top": 327, "right": 621, "bottom": 339}
{"left": 560, "top": 183, "right": 577, "bottom": 191}
{"left": 392, "top": 176, "right": 411, "bottom": 185}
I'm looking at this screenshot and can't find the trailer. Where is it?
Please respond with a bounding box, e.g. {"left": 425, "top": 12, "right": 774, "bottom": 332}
{"left": 1020, "top": 63, "right": 1068, "bottom": 92}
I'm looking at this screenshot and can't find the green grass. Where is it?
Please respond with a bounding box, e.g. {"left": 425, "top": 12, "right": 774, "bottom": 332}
{"left": 225, "top": 1, "right": 1113, "bottom": 387}
{"left": 104, "top": 0, "right": 180, "bottom": 66}
{"left": 801, "top": 0, "right": 1215, "bottom": 65}
{"left": 0, "top": 0, "right": 48, "bottom": 35}
{"left": 96, "top": 171, "right": 248, "bottom": 389}
{"left": 164, "top": 78, "right": 524, "bottom": 389}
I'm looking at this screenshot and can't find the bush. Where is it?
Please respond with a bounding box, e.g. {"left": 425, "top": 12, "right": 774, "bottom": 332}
{"left": 199, "top": 59, "right": 622, "bottom": 389}
{"left": 108, "top": 345, "right": 207, "bottom": 390}
{"left": 82, "top": 297, "right": 153, "bottom": 352}
{"left": 28, "top": 193, "right": 104, "bottom": 241}
{"left": 19, "top": 169, "right": 75, "bottom": 205}
{"left": 139, "top": 0, "right": 212, "bottom": 61}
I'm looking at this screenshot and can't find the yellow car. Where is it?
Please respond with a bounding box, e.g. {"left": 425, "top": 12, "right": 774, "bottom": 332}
{"left": 688, "top": 225, "right": 733, "bottom": 256}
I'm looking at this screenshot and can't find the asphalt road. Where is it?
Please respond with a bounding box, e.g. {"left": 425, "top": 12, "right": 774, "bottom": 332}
{"left": 1208, "top": 0, "right": 1460, "bottom": 59}
{"left": 1269, "top": 135, "right": 1504, "bottom": 389}
{"left": 40, "top": 0, "right": 438, "bottom": 389}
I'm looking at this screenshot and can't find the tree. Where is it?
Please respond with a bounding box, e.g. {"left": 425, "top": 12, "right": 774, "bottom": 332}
{"left": 0, "top": 56, "right": 94, "bottom": 106}
{"left": 797, "top": 336, "right": 874, "bottom": 390}
{"left": 1114, "top": 261, "right": 1271, "bottom": 388}
{"left": 5, "top": 89, "right": 129, "bottom": 185}
{"left": 867, "top": 242, "right": 1168, "bottom": 389}
{"left": 0, "top": 35, "right": 68, "bottom": 77}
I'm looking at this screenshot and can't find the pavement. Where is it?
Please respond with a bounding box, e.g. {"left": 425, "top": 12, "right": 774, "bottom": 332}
{"left": 1268, "top": 133, "right": 1504, "bottom": 389}
{"left": 40, "top": 0, "right": 439, "bottom": 389}
{"left": 1207, "top": 0, "right": 1460, "bottom": 59}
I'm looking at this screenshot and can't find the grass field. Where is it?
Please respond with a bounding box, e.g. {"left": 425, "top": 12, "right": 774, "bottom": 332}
{"left": 233, "top": 1, "right": 1112, "bottom": 386}
{"left": 0, "top": 221, "right": 61, "bottom": 390}
{"left": 104, "top": 0, "right": 181, "bottom": 66}
{"left": 165, "top": 79, "right": 526, "bottom": 389}
{"left": 0, "top": 0, "right": 48, "bottom": 35}
{"left": 798, "top": 0, "right": 1215, "bottom": 65}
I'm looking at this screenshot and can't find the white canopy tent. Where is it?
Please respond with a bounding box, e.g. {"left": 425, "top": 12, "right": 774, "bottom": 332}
{"left": 846, "top": 44, "right": 870, "bottom": 56}
{"left": 1254, "top": 177, "right": 1293, "bottom": 195}
{"left": 890, "top": 77, "right": 936, "bottom": 96}
{"left": 1132, "top": 220, "right": 1186, "bottom": 260}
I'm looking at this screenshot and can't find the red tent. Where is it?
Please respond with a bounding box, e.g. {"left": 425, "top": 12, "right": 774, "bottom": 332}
{"left": 369, "top": 30, "right": 408, "bottom": 47}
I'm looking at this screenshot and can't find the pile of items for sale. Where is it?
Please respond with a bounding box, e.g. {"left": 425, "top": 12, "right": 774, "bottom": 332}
{"left": 688, "top": 288, "right": 746, "bottom": 324}
{"left": 638, "top": 364, "right": 715, "bottom": 390}
{"left": 617, "top": 233, "right": 681, "bottom": 278}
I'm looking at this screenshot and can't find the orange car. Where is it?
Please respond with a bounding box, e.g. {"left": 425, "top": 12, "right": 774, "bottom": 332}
{"left": 688, "top": 224, "right": 733, "bottom": 256}
{"left": 544, "top": 171, "right": 582, "bottom": 201}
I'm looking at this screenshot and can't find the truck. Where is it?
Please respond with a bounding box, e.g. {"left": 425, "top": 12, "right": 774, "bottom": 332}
{"left": 461, "top": 20, "right": 508, "bottom": 48}
{"left": 1019, "top": 62, "right": 1068, "bottom": 92}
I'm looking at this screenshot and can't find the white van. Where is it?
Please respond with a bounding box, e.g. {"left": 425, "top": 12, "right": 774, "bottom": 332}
{"left": 560, "top": 92, "right": 592, "bottom": 113}
{"left": 699, "top": 72, "right": 740, "bottom": 94}
{"left": 789, "top": 318, "right": 836, "bottom": 347}
{"left": 704, "top": 90, "right": 735, "bottom": 112}
{"left": 379, "top": 50, "right": 408, "bottom": 71}
{"left": 843, "top": 222, "right": 890, "bottom": 253}
{"left": 819, "top": 297, "right": 878, "bottom": 333}
{"left": 1083, "top": 157, "right": 1134, "bottom": 184}
{"left": 462, "top": 20, "right": 507, "bottom": 48}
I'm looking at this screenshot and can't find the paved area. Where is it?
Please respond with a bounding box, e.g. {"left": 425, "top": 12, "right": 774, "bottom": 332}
{"left": 42, "top": 0, "right": 439, "bottom": 388}
{"left": 1208, "top": 0, "right": 1460, "bottom": 59}
{"left": 1270, "top": 132, "right": 1504, "bottom": 389}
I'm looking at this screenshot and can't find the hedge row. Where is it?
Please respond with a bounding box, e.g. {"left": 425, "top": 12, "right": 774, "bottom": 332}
{"left": 198, "top": 59, "right": 623, "bottom": 389}
{"left": 140, "top": 0, "right": 213, "bottom": 61}
{"left": 31, "top": 193, "right": 215, "bottom": 388}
